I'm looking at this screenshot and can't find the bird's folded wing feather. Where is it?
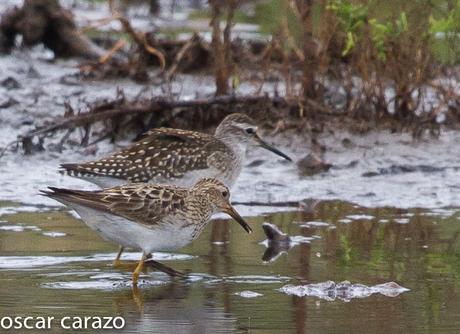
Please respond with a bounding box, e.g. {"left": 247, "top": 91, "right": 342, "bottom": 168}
{"left": 49, "top": 184, "right": 188, "bottom": 227}
{"left": 61, "top": 128, "right": 228, "bottom": 182}
{"left": 118, "top": 128, "right": 231, "bottom": 181}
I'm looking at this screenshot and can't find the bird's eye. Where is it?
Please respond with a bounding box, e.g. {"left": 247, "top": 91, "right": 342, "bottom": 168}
{"left": 245, "top": 128, "right": 255, "bottom": 134}
{"left": 221, "top": 191, "right": 228, "bottom": 198}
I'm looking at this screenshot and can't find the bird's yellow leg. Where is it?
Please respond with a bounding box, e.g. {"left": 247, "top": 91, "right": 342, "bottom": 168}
{"left": 113, "top": 246, "right": 124, "bottom": 267}
{"left": 132, "top": 252, "right": 147, "bottom": 286}
{"left": 131, "top": 285, "right": 144, "bottom": 314}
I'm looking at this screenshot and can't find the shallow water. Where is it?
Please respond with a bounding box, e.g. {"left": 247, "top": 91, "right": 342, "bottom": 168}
{"left": 1, "top": 200, "right": 459, "bottom": 333}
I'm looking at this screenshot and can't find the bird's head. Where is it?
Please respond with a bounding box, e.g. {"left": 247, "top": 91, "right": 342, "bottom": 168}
{"left": 215, "top": 113, "right": 292, "bottom": 161}
{"left": 191, "top": 178, "right": 252, "bottom": 233}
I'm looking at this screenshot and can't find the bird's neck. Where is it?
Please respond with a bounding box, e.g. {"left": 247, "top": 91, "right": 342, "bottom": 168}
{"left": 214, "top": 131, "right": 248, "bottom": 161}
{"left": 184, "top": 193, "right": 215, "bottom": 231}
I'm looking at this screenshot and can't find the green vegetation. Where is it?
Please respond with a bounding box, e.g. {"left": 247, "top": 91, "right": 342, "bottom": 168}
{"left": 188, "top": 0, "right": 460, "bottom": 64}
{"left": 429, "top": 0, "right": 460, "bottom": 63}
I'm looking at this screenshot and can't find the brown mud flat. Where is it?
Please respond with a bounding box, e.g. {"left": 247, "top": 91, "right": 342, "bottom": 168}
{"left": 10, "top": 91, "right": 452, "bottom": 158}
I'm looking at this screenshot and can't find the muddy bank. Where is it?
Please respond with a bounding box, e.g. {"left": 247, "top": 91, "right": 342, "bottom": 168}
{"left": 1, "top": 0, "right": 457, "bottom": 135}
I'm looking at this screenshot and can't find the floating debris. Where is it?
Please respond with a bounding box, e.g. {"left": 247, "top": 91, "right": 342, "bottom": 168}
{"left": 234, "top": 291, "right": 263, "bottom": 298}
{"left": 278, "top": 281, "right": 409, "bottom": 301}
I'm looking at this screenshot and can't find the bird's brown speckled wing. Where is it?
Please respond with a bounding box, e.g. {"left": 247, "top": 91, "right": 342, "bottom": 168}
{"left": 61, "top": 128, "right": 230, "bottom": 182}
{"left": 44, "top": 184, "right": 188, "bottom": 227}
{"left": 207, "top": 151, "right": 232, "bottom": 173}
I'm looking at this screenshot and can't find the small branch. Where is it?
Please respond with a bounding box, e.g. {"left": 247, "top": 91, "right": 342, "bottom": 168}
{"left": 20, "top": 95, "right": 286, "bottom": 142}
{"left": 166, "top": 34, "right": 201, "bottom": 80}
{"left": 114, "top": 14, "right": 166, "bottom": 69}
{"left": 98, "top": 39, "right": 126, "bottom": 64}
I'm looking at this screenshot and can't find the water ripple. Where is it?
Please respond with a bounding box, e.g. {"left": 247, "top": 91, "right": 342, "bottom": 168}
{"left": 0, "top": 252, "right": 194, "bottom": 269}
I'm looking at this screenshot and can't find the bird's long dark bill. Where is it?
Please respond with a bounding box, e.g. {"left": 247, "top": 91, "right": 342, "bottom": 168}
{"left": 256, "top": 135, "right": 292, "bottom": 161}
{"left": 225, "top": 206, "right": 252, "bottom": 233}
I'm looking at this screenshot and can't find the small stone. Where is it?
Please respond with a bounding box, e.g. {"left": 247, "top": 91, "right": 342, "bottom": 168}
{"left": 1, "top": 76, "right": 21, "bottom": 90}
{"left": 297, "top": 153, "right": 332, "bottom": 176}
{"left": 341, "top": 138, "right": 355, "bottom": 148}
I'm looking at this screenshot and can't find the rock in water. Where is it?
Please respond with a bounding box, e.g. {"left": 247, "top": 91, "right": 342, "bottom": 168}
{"left": 297, "top": 153, "right": 332, "bottom": 176}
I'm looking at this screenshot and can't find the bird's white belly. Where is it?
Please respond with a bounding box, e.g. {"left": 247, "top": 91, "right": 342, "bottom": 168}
{"left": 69, "top": 203, "right": 195, "bottom": 253}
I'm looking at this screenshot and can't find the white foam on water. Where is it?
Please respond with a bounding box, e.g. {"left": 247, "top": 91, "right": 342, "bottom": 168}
{"left": 234, "top": 290, "right": 263, "bottom": 298}
{"left": 300, "top": 221, "right": 331, "bottom": 228}
{"left": 223, "top": 275, "right": 291, "bottom": 284}
{"left": 278, "top": 281, "right": 410, "bottom": 302}
{"left": 0, "top": 225, "right": 25, "bottom": 232}
{"left": 42, "top": 279, "right": 169, "bottom": 290}
{"left": 42, "top": 231, "right": 66, "bottom": 237}
{"left": 394, "top": 218, "right": 410, "bottom": 224}
{"left": 0, "top": 224, "right": 41, "bottom": 232}
{"left": 345, "top": 214, "right": 375, "bottom": 220}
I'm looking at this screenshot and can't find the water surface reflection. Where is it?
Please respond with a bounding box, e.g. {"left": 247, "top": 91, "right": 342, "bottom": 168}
{"left": 0, "top": 200, "right": 459, "bottom": 333}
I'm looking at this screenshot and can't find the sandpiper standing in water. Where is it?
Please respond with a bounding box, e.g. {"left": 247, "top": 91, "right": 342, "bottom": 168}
{"left": 60, "top": 113, "right": 292, "bottom": 189}
{"left": 41, "top": 178, "right": 251, "bottom": 286}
